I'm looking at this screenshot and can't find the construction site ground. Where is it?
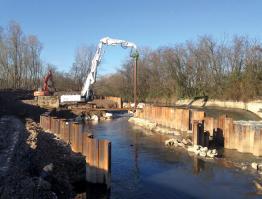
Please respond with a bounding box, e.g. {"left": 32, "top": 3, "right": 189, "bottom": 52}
{"left": 0, "top": 90, "right": 86, "bottom": 198}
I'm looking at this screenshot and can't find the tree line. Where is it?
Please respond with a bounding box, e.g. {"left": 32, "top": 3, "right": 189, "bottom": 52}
{"left": 94, "top": 36, "right": 262, "bottom": 102}
{"left": 0, "top": 21, "right": 43, "bottom": 89}
{"left": 46, "top": 45, "right": 94, "bottom": 92}
{"left": 1, "top": 22, "right": 261, "bottom": 102}
{"left": 0, "top": 21, "right": 94, "bottom": 92}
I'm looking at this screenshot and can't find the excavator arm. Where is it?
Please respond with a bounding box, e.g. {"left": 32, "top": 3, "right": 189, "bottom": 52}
{"left": 81, "top": 37, "right": 138, "bottom": 99}
{"left": 33, "top": 70, "right": 55, "bottom": 97}
{"left": 61, "top": 37, "right": 138, "bottom": 103}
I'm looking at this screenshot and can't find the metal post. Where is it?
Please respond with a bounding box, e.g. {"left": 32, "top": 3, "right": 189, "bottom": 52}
{"left": 134, "top": 57, "right": 138, "bottom": 109}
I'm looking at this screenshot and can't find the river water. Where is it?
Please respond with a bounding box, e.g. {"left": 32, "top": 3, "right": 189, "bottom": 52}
{"left": 78, "top": 117, "right": 262, "bottom": 199}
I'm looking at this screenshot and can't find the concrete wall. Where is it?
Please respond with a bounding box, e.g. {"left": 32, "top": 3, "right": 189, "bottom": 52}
{"left": 104, "top": 96, "right": 122, "bottom": 108}
{"left": 176, "top": 99, "right": 262, "bottom": 119}
{"left": 37, "top": 96, "right": 59, "bottom": 108}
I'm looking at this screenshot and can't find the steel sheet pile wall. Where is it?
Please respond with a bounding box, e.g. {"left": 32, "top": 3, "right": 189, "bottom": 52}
{"left": 204, "top": 117, "right": 217, "bottom": 137}
{"left": 40, "top": 114, "right": 111, "bottom": 187}
{"left": 136, "top": 105, "right": 190, "bottom": 131}
{"left": 224, "top": 120, "right": 262, "bottom": 156}
{"left": 192, "top": 121, "right": 209, "bottom": 147}
{"left": 136, "top": 105, "right": 262, "bottom": 156}
{"left": 201, "top": 115, "right": 262, "bottom": 156}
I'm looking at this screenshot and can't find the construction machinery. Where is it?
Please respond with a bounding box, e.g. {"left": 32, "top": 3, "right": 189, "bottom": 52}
{"left": 60, "top": 37, "right": 139, "bottom": 103}
{"left": 34, "top": 70, "right": 55, "bottom": 97}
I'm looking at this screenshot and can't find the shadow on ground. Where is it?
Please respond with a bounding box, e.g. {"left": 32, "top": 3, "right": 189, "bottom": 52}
{"left": 0, "top": 89, "right": 86, "bottom": 198}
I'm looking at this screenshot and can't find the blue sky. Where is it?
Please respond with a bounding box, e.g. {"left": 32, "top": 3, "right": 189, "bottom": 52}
{"left": 0, "top": 0, "right": 261, "bottom": 75}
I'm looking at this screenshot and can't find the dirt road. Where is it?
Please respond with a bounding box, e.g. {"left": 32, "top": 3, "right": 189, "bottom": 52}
{"left": 0, "top": 116, "right": 23, "bottom": 176}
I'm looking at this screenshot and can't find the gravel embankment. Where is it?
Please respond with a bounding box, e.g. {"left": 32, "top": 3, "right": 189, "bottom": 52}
{"left": 0, "top": 90, "right": 86, "bottom": 198}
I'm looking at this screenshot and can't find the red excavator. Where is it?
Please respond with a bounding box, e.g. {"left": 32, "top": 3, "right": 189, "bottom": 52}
{"left": 33, "top": 70, "right": 55, "bottom": 96}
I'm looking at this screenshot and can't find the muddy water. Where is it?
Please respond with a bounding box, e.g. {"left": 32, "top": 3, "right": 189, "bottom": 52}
{"left": 79, "top": 118, "right": 262, "bottom": 199}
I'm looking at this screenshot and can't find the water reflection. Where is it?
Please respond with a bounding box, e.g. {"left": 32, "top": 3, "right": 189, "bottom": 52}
{"left": 192, "top": 156, "right": 205, "bottom": 175}
{"left": 77, "top": 118, "right": 260, "bottom": 199}
{"left": 133, "top": 131, "right": 140, "bottom": 184}
{"left": 75, "top": 183, "right": 110, "bottom": 199}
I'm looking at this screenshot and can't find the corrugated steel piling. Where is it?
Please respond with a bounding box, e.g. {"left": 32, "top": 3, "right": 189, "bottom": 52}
{"left": 39, "top": 114, "right": 111, "bottom": 188}
{"left": 133, "top": 105, "right": 262, "bottom": 156}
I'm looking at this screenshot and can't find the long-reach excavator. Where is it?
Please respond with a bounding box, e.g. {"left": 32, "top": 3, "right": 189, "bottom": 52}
{"left": 60, "top": 37, "right": 139, "bottom": 103}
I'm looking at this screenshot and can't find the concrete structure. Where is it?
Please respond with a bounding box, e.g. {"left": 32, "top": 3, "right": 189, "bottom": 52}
{"left": 176, "top": 99, "right": 262, "bottom": 119}
{"left": 37, "top": 96, "right": 59, "bottom": 108}
{"left": 104, "top": 96, "right": 122, "bottom": 108}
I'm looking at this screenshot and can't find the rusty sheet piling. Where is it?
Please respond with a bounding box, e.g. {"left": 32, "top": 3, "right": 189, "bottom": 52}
{"left": 39, "top": 114, "right": 111, "bottom": 188}
{"left": 253, "top": 128, "right": 262, "bottom": 156}
{"left": 191, "top": 110, "right": 205, "bottom": 124}
{"left": 181, "top": 109, "right": 190, "bottom": 132}
{"left": 50, "top": 117, "right": 57, "bottom": 134}
{"left": 64, "top": 121, "right": 71, "bottom": 143}
{"left": 175, "top": 109, "right": 182, "bottom": 130}
{"left": 40, "top": 114, "right": 51, "bottom": 131}
{"left": 59, "top": 119, "right": 66, "bottom": 140}
{"left": 192, "top": 121, "right": 208, "bottom": 147}
{"left": 204, "top": 117, "right": 215, "bottom": 137}
{"left": 53, "top": 118, "right": 60, "bottom": 135}
{"left": 224, "top": 117, "right": 233, "bottom": 149}
{"left": 134, "top": 105, "right": 262, "bottom": 156}
{"left": 192, "top": 121, "right": 200, "bottom": 145}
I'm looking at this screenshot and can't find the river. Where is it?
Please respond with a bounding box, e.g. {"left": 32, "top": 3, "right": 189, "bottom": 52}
{"left": 76, "top": 117, "right": 262, "bottom": 199}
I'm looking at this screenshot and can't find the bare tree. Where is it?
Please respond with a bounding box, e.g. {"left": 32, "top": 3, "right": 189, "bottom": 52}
{"left": 26, "top": 35, "right": 43, "bottom": 89}
{"left": 70, "top": 45, "right": 95, "bottom": 90}
{"left": 94, "top": 36, "right": 262, "bottom": 102}
{"left": 7, "top": 21, "right": 24, "bottom": 88}
{"left": 0, "top": 21, "right": 44, "bottom": 90}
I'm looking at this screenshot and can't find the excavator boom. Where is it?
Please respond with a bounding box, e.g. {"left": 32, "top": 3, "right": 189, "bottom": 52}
{"left": 61, "top": 37, "right": 138, "bottom": 103}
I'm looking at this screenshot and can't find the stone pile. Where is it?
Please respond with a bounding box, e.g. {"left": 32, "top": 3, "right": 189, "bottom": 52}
{"left": 129, "top": 117, "right": 157, "bottom": 130}
{"left": 165, "top": 138, "right": 192, "bottom": 148}
{"left": 123, "top": 102, "right": 145, "bottom": 109}
{"left": 75, "top": 112, "right": 113, "bottom": 122}
{"left": 164, "top": 138, "right": 218, "bottom": 159}
{"left": 187, "top": 145, "right": 218, "bottom": 158}
{"left": 129, "top": 117, "right": 179, "bottom": 135}
{"left": 251, "top": 162, "right": 262, "bottom": 171}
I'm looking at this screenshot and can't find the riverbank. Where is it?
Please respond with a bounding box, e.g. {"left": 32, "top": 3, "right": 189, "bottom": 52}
{"left": 176, "top": 99, "right": 262, "bottom": 119}
{"left": 0, "top": 90, "right": 86, "bottom": 198}
{"left": 127, "top": 116, "right": 262, "bottom": 196}
{"left": 128, "top": 101, "right": 262, "bottom": 182}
